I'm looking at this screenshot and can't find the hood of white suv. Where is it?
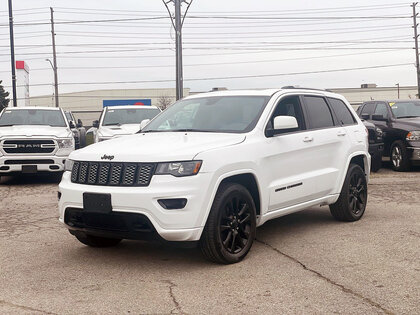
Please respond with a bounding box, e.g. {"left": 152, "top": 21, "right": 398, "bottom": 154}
{"left": 0, "top": 125, "right": 72, "bottom": 138}
{"left": 70, "top": 132, "right": 246, "bottom": 162}
{"left": 98, "top": 124, "right": 141, "bottom": 137}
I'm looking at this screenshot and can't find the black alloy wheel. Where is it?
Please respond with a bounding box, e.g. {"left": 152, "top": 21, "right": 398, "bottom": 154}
{"left": 219, "top": 194, "right": 252, "bottom": 254}
{"left": 330, "top": 163, "right": 367, "bottom": 222}
{"left": 348, "top": 171, "right": 367, "bottom": 216}
{"left": 200, "top": 183, "right": 256, "bottom": 264}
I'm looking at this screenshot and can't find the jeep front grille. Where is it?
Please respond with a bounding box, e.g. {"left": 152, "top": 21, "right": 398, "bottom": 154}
{"left": 71, "top": 161, "right": 155, "bottom": 187}
{"left": 2, "top": 139, "right": 56, "bottom": 154}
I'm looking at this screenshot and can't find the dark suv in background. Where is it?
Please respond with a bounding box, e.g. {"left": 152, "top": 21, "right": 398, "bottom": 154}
{"left": 357, "top": 100, "right": 420, "bottom": 171}
{"left": 362, "top": 120, "right": 384, "bottom": 172}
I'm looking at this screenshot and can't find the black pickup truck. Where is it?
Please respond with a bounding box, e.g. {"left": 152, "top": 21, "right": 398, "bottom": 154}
{"left": 357, "top": 100, "right": 420, "bottom": 171}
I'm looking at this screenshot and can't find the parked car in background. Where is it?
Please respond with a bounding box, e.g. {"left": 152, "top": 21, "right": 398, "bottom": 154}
{"left": 90, "top": 105, "right": 161, "bottom": 143}
{"left": 0, "top": 107, "right": 75, "bottom": 179}
{"left": 357, "top": 100, "right": 420, "bottom": 171}
{"left": 362, "top": 120, "right": 384, "bottom": 172}
{"left": 59, "top": 88, "right": 370, "bottom": 264}
{"left": 64, "top": 110, "right": 86, "bottom": 149}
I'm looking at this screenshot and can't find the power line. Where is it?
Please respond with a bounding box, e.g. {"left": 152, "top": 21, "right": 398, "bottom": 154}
{"left": 3, "top": 63, "right": 413, "bottom": 88}
{"left": 0, "top": 48, "right": 409, "bottom": 74}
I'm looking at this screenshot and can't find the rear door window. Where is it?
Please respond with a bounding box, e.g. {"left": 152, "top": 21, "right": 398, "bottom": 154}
{"left": 328, "top": 98, "right": 356, "bottom": 126}
{"left": 360, "top": 102, "right": 375, "bottom": 116}
{"left": 374, "top": 103, "right": 389, "bottom": 118}
{"left": 303, "top": 96, "right": 335, "bottom": 129}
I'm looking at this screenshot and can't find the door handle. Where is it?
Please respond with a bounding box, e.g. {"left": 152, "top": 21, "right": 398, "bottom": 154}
{"left": 337, "top": 131, "right": 347, "bottom": 137}
{"left": 303, "top": 136, "right": 313, "bottom": 143}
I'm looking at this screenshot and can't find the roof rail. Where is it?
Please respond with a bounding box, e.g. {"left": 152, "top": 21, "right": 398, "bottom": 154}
{"left": 281, "top": 86, "right": 330, "bottom": 92}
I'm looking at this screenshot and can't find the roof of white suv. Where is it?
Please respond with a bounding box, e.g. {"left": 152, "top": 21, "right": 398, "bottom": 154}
{"left": 185, "top": 88, "right": 344, "bottom": 100}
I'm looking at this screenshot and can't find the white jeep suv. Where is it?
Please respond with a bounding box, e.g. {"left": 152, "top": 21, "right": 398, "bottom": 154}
{"left": 91, "top": 105, "right": 161, "bottom": 143}
{"left": 59, "top": 88, "right": 370, "bottom": 264}
{"left": 0, "top": 107, "right": 74, "bottom": 178}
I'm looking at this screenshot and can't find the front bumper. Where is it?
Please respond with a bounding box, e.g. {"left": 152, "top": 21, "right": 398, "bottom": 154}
{"left": 58, "top": 171, "right": 213, "bottom": 242}
{"left": 368, "top": 142, "right": 384, "bottom": 157}
{"left": 407, "top": 146, "right": 420, "bottom": 161}
{"left": 0, "top": 155, "right": 68, "bottom": 173}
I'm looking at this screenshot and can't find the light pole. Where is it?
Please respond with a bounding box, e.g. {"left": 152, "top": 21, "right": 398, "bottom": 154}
{"left": 396, "top": 83, "right": 400, "bottom": 99}
{"left": 45, "top": 58, "right": 59, "bottom": 107}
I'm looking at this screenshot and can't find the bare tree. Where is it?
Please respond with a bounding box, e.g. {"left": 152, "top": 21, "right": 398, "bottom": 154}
{"left": 157, "top": 95, "right": 173, "bottom": 111}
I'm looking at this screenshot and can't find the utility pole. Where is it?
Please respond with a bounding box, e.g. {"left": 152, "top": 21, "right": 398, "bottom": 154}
{"left": 412, "top": 2, "right": 420, "bottom": 98}
{"left": 175, "top": 0, "right": 183, "bottom": 101}
{"left": 163, "top": 0, "right": 193, "bottom": 100}
{"left": 396, "top": 83, "right": 400, "bottom": 99}
{"left": 50, "top": 7, "right": 59, "bottom": 107}
{"left": 8, "top": 0, "right": 17, "bottom": 107}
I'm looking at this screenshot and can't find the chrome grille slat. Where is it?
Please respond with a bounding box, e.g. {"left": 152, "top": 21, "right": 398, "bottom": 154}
{"left": 71, "top": 161, "right": 155, "bottom": 187}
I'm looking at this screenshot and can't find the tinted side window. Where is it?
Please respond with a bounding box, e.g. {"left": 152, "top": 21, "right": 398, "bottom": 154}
{"left": 374, "top": 103, "right": 389, "bottom": 118}
{"left": 328, "top": 98, "right": 356, "bottom": 125}
{"left": 304, "top": 96, "right": 335, "bottom": 129}
{"left": 266, "top": 95, "right": 305, "bottom": 135}
{"left": 361, "top": 102, "right": 375, "bottom": 116}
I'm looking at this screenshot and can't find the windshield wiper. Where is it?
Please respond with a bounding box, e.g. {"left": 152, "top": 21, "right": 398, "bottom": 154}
{"left": 0, "top": 124, "right": 15, "bottom": 127}
{"left": 169, "top": 129, "right": 213, "bottom": 132}
{"left": 397, "top": 115, "right": 420, "bottom": 118}
{"left": 139, "top": 130, "right": 168, "bottom": 133}
{"left": 104, "top": 123, "right": 121, "bottom": 126}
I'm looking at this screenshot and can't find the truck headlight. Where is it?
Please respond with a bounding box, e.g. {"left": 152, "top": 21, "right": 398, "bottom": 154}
{"left": 64, "top": 159, "right": 74, "bottom": 172}
{"left": 57, "top": 138, "right": 74, "bottom": 148}
{"left": 406, "top": 131, "right": 420, "bottom": 141}
{"left": 155, "top": 160, "right": 202, "bottom": 177}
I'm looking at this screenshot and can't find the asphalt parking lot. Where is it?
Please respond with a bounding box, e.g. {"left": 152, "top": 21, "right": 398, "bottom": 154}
{"left": 0, "top": 163, "right": 419, "bottom": 315}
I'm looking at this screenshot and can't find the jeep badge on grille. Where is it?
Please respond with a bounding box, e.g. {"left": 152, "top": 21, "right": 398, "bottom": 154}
{"left": 101, "top": 154, "right": 114, "bottom": 160}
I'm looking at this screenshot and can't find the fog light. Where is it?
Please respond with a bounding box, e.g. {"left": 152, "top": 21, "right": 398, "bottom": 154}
{"left": 158, "top": 198, "right": 187, "bottom": 210}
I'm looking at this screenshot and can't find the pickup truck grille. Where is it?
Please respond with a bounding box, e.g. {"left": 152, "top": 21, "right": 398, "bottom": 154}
{"left": 2, "top": 140, "right": 56, "bottom": 154}
{"left": 71, "top": 161, "right": 155, "bottom": 187}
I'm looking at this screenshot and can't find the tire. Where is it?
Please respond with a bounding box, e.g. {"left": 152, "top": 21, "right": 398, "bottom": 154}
{"left": 73, "top": 231, "right": 122, "bottom": 247}
{"left": 370, "top": 153, "right": 382, "bottom": 172}
{"left": 200, "top": 183, "right": 256, "bottom": 264}
{"left": 390, "top": 140, "right": 410, "bottom": 171}
{"left": 330, "top": 164, "right": 368, "bottom": 222}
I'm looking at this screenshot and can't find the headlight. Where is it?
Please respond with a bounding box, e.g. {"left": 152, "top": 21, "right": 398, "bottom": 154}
{"left": 57, "top": 138, "right": 74, "bottom": 148}
{"left": 406, "top": 131, "right": 420, "bottom": 141}
{"left": 375, "top": 127, "right": 383, "bottom": 139}
{"left": 155, "top": 160, "right": 202, "bottom": 177}
{"left": 64, "top": 159, "right": 74, "bottom": 172}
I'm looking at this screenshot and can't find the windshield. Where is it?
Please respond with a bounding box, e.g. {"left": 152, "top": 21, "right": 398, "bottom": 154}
{"left": 0, "top": 109, "right": 67, "bottom": 127}
{"left": 390, "top": 102, "right": 420, "bottom": 118}
{"left": 142, "top": 96, "right": 270, "bottom": 133}
{"left": 102, "top": 107, "right": 160, "bottom": 126}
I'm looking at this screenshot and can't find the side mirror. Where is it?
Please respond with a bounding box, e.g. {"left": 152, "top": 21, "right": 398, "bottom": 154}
{"left": 372, "top": 114, "right": 388, "bottom": 122}
{"left": 69, "top": 121, "right": 76, "bottom": 129}
{"left": 273, "top": 116, "right": 299, "bottom": 130}
{"left": 139, "top": 119, "right": 151, "bottom": 131}
{"left": 92, "top": 120, "right": 99, "bottom": 128}
{"left": 361, "top": 114, "right": 370, "bottom": 120}
{"left": 76, "top": 119, "right": 83, "bottom": 128}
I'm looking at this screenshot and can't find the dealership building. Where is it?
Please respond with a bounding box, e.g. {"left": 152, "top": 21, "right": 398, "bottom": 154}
{"left": 28, "top": 84, "right": 417, "bottom": 126}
